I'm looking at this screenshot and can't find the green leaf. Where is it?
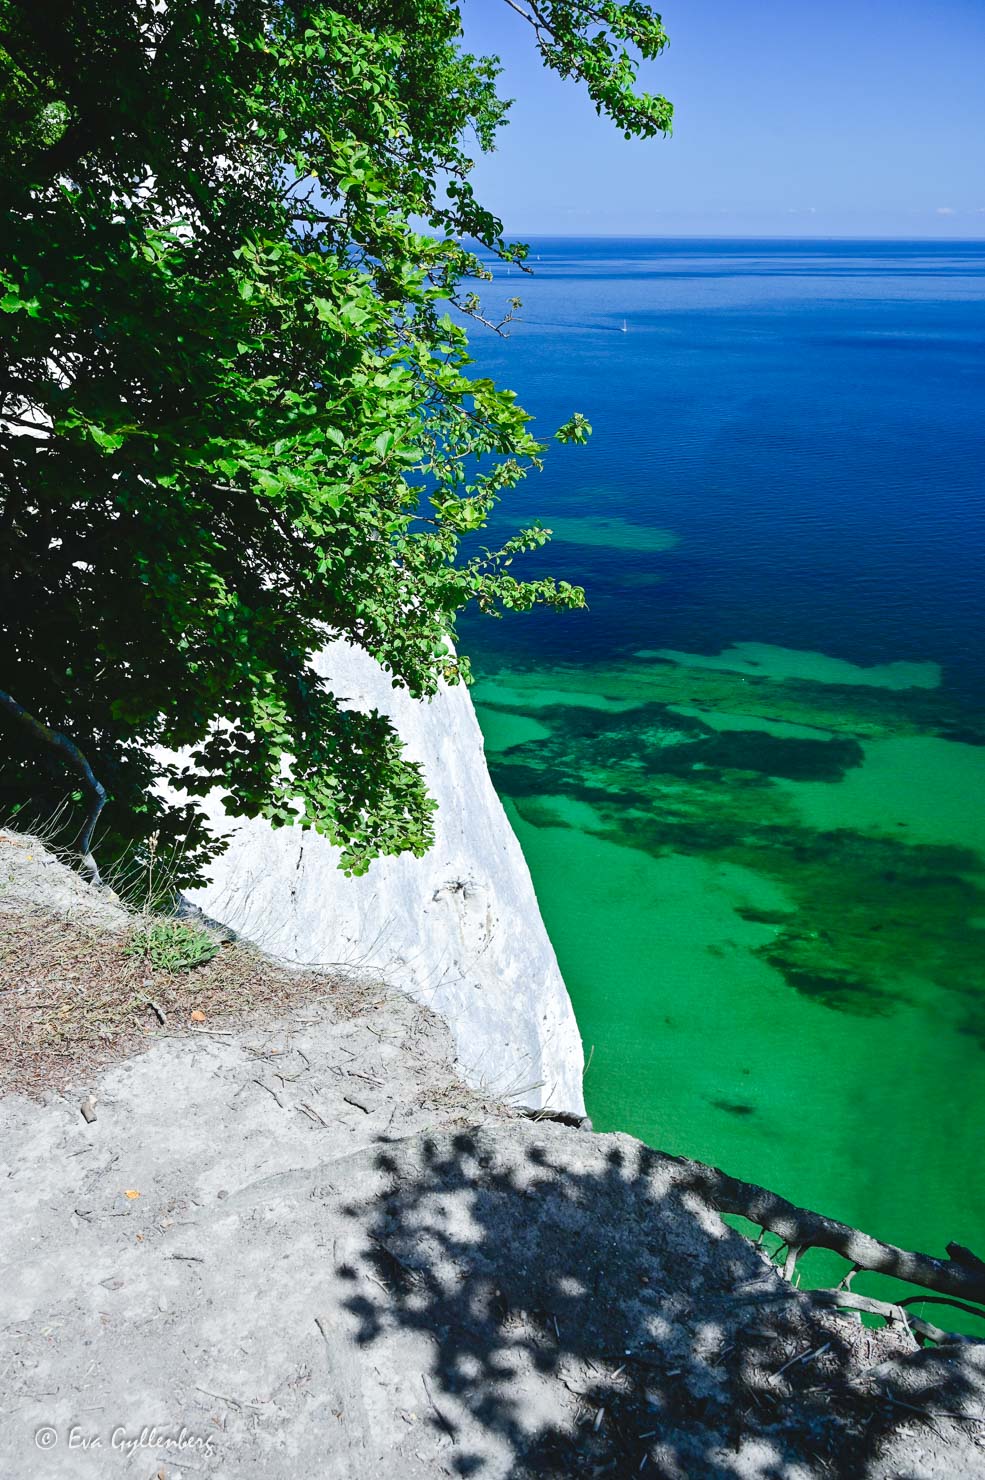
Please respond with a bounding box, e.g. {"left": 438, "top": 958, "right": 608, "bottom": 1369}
{"left": 88, "top": 425, "right": 125, "bottom": 451}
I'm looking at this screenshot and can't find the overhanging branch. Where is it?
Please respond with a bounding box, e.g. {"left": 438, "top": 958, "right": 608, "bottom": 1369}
{"left": 663, "top": 1148, "right": 985, "bottom": 1307}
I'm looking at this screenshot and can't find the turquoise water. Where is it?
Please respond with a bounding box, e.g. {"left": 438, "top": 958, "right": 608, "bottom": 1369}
{"left": 458, "top": 240, "right": 985, "bottom": 1305}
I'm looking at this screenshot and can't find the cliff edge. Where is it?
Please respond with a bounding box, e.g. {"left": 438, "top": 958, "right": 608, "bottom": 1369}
{"left": 181, "top": 639, "right": 585, "bottom": 1116}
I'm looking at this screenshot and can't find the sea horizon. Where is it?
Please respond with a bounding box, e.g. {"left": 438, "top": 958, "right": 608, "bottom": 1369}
{"left": 468, "top": 232, "right": 985, "bottom": 245}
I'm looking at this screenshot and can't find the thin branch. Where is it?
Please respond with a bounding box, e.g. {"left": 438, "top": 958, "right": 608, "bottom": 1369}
{"left": 747, "top": 1286, "right": 975, "bottom": 1348}
{"left": 806, "top": 1289, "right": 976, "bottom": 1348}
{"left": 896, "top": 1294, "right": 985, "bottom": 1323}
{"left": 0, "top": 690, "right": 107, "bottom": 882}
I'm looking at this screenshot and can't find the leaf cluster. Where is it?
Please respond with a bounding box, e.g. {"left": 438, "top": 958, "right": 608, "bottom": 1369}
{"left": 125, "top": 919, "right": 220, "bottom": 973}
{"left": 0, "top": 0, "right": 670, "bottom": 878}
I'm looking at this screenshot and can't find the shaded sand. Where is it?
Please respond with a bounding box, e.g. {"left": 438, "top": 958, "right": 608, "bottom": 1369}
{"left": 640, "top": 642, "right": 942, "bottom": 691}
{"left": 544, "top": 516, "right": 680, "bottom": 552}
{"left": 778, "top": 734, "right": 985, "bottom": 855}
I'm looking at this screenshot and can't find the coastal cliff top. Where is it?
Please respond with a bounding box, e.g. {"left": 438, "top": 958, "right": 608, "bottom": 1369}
{"left": 1, "top": 833, "right": 983, "bottom": 1478}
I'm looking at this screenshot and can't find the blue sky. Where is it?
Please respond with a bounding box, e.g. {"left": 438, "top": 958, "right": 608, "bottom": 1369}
{"left": 460, "top": 0, "right": 985, "bottom": 238}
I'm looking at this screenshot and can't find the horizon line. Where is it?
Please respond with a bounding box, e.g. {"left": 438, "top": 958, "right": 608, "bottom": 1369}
{"left": 475, "top": 232, "right": 985, "bottom": 244}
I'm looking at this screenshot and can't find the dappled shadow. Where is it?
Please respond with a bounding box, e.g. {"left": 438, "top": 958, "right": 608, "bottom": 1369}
{"left": 338, "top": 1121, "right": 984, "bottom": 1477}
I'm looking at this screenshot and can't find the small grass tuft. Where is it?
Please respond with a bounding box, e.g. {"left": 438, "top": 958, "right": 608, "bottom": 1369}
{"left": 125, "top": 919, "right": 219, "bottom": 972}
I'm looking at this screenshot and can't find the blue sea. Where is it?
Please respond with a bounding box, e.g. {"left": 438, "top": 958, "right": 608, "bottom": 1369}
{"left": 458, "top": 239, "right": 985, "bottom": 1303}
{"left": 461, "top": 239, "right": 985, "bottom": 699}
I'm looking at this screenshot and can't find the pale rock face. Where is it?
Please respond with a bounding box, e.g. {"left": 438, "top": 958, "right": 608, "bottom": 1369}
{"left": 185, "top": 640, "right": 586, "bottom": 1114}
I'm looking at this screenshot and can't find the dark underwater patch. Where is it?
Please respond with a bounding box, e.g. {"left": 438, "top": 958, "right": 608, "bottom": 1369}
{"left": 735, "top": 906, "right": 797, "bottom": 926}
{"left": 710, "top": 1099, "right": 756, "bottom": 1117}
{"left": 936, "top": 721, "right": 985, "bottom": 746}
{"left": 766, "top": 962, "right": 898, "bottom": 1016}
{"left": 695, "top": 730, "right": 865, "bottom": 782}
{"left": 481, "top": 693, "right": 985, "bottom": 1024}
{"left": 956, "top": 1006, "right": 985, "bottom": 1053}
{"left": 485, "top": 699, "right": 865, "bottom": 785}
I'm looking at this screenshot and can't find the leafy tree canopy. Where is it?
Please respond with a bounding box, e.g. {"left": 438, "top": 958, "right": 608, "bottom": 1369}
{"left": 0, "top": 0, "right": 671, "bottom": 881}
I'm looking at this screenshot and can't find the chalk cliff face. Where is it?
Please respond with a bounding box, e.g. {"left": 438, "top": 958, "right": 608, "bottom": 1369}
{"left": 184, "top": 640, "right": 586, "bottom": 1115}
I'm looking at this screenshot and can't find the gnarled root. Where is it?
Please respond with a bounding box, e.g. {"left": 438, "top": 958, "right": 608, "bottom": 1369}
{"left": 662, "top": 1149, "right": 985, "bottom": 1310}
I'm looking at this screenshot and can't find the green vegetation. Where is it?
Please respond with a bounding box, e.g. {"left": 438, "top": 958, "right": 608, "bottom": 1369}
{"left": 0, "top": 1, "right": 672, "bottom": 880}
{"left": 125, "top": 919, "right": 219, "bottom": 973}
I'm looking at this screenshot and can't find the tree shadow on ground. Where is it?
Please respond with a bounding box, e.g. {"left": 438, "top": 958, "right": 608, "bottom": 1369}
{"left": 337, "top": 1122, "right": 984, "bottom": 1478}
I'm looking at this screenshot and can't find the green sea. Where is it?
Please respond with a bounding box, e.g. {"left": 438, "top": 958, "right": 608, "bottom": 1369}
{"left": 459, "top": 240, "right": 985, "bottom": 1314}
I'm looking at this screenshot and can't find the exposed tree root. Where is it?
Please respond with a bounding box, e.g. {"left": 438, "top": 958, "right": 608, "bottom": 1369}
{"left": 746, "top": 1285, "right": 978, "bottom": 1347}
{"left": 663, "top": 1149, "right": 985, "bottom": 1308}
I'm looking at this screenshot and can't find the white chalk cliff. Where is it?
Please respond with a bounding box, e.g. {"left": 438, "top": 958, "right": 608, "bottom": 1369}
{"left": 185, "top": 640, "right": 586, "bottom": 1115}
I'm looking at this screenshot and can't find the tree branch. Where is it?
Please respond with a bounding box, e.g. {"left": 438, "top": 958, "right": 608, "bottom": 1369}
{"left": 0, "top": 689, "right": 107, "bottom": 883}
{"left": 749, "top": 1287, "right": 979, "bottom": 1348}
{"left": 663, "top": 1149, "right": 985, "bottom": 1307}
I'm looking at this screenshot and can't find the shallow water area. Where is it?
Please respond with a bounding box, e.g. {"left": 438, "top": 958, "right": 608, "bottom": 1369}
{"left": 546, "top": 516, "right": 680, "bottom": 552}
{"left": 644, "top": 641, "right": 943, "bottom": 691}
{"left": 480, "top": 649, "right": 985, "bottom": 1315}
{"left": 777, "top": 734, "right": 985, "bottom": 854}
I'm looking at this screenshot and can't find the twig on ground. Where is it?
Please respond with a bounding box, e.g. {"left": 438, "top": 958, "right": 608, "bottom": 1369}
{"left": 771, "top": 1342, "right": 831, "bottom": 1382}
{"left": 877, "top": 1391, "right": 985, "bottom": 1426}
{"left": 422, "top": 1374, "right": 456, "bottom": 1442}
{"left": 252, "top": 1078, "right": 284, "bottom": 1108}
{"left": 196, "top": 1386, "right": 266, "bottom": 1414}
{"left": 139, "top": 993, "right": 167, "bottom": 1026}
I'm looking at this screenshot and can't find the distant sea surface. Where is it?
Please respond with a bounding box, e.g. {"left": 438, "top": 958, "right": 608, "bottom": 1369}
{"left": 458, "top": 239, "right": 985, "bottom": 1305}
